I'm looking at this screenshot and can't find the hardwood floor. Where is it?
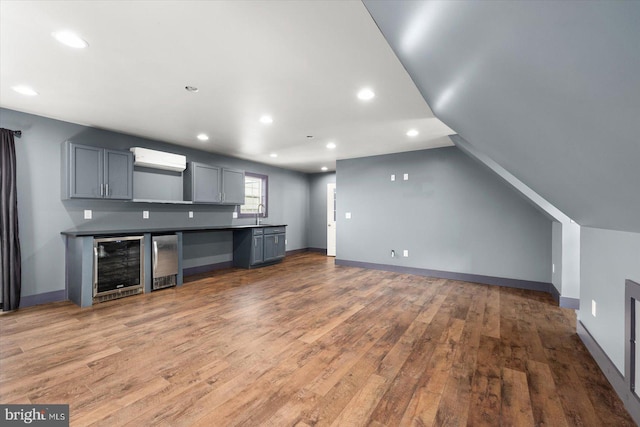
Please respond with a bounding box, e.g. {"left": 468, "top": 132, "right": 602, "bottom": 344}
{"left": 0, "top": 252, "right": 634, "bottom": 426}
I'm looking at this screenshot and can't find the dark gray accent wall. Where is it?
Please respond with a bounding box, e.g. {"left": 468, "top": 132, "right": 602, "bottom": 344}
{"left": 364, "top": 0, "right": 640, "bottom": 233}
{"left": 580, "top": 226, "right": 640, "bottom": 373}
{"left": 307, "top": 172, "right": 336, "bottom": 250}
{"left": 336, "top": 147, "right": 552, "bottom": 283}
{"left": 0, "top": 108, "right": 309, "bottom": 303}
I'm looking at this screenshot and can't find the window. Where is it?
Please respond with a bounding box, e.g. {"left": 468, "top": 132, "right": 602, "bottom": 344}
{"left": 239, "top": 172, "right": 268, "bottom": 217}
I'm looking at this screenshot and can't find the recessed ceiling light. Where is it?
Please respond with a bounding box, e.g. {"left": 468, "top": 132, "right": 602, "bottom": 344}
{"left": 326, "top": 142, "right": 336, "bottom": 149}
{"left": 260, "top": 115, "right": 273, "bottom": 124}
{"left": 197, "top": 133, "right": 209, "bottom": 141}
{"left": 12, "top": 85, "right": 38, "bottom": 96}
{"left": 185, "top": 86, "right": 199, "bottom": 92}
{"left": 270, "top": 153, "right": 278, "bottom": 158}
{"left": 357, "top": 88, "right": 375, "bottom": 101}
{"left": 406, "top": 129, "right": 419, "bottom": 137}
{"left": 321, "top": 166, "right": 328, "bottom": 172}
{"left": 52, "top": 31, "right": 88, "bottom": 49}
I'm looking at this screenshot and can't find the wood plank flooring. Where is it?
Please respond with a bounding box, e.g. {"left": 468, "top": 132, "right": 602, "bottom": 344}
{"left": 0, "top": 252, "right": 634, "bottom": 426}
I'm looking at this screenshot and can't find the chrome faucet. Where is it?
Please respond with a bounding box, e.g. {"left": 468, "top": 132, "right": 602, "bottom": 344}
{"left": 256, "top": 203, "right": 265, "bottom": 225}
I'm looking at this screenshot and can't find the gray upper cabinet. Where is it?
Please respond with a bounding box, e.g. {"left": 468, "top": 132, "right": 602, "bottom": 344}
{"left": 64, "top": 142, "right": 133, "bottom": 200}
{"left": 184, "top": 162, "right": 244, "bottom": 205}
{"left": 184, "top": 162, "right": 221, "bottom": 203}
{"left": 104, "top": 149, "right": 134, "bottom": 199}
{"left": 221, "top": 168, "right": 245, "bottom": 204}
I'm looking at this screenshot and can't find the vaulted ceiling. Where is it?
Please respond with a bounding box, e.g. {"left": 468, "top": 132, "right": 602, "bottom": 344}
{"left": 364, "top": 0, "right": 640, "bottom": 233}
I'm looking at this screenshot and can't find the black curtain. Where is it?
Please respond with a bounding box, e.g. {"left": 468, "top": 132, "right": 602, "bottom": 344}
{"left": 0, "top": 128, "right": 21, "bottom": 311}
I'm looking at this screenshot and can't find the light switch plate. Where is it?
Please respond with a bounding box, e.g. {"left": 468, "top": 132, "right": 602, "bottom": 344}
{"left": 189, "top": 211, "right": 194, "bottom": 218}
{"left": 403, "top": 173, "right": 409, "bottom": 181}
{"left": 84, "top": 209, "right": 92, "bottom": 220}
{"left": 143, "top": 210, "right": 149, "bottom": 219}
{"left": 391, "top": 174, "right": 395, "bottom": 181}
{"left": 403, "top": 250, "right": 409, "bottom": 257}
{"left": 345, "top": 212, "right": 352, "bottom": 219}
{"left": 232, "top": 211, "right": 238, "bottom": 219}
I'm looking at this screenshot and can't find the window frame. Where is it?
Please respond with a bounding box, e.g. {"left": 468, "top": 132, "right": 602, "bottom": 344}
{"left": 238, "top": 172, "right": 268, "bottom": 218}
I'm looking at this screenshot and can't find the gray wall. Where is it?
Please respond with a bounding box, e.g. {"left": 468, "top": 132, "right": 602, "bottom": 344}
{"left": 336, "top": 147, "right": 552, "bottom": 283}
{"left": 0, "top": 107, "right": 309, "bottom": 301}
{"left": 551, "top": 221, "right": 563, "bottom": 295}
{"left": 307, "top": 172, "right": 336, "bottom": 250}
{"left": 580, "top": 227, "right": 640, "bottom": 373}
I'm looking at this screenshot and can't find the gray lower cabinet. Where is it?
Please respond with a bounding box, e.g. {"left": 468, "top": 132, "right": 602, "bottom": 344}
{"left": 233, "top": 226, "right": 286, "bottom": 268}
{"left": 263, "top": 228, "right": 286, "bottom": 262}
{"left": 251, "top": 233, "right": 264, "bottom": 265}
{"left": 184, "top": 161, "right": 245, "bottom": 204}
{"left": 64, "top": 142, "right": 133, "bottom": 200}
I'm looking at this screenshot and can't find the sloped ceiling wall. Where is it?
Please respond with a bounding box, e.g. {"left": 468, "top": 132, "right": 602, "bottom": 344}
{"left": 364, "top": 1, "right": 640, "bottom": 233}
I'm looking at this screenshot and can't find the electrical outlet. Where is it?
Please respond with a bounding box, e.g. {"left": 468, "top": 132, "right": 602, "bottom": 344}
{"left": 391, "top": 174, "right": 396, "bottom": 181}
{"left": 83, "top": 209, "right": 92, "bottom": 220}
{"left": 188, "top": 211, "right": 194, "bottom": 218}
{"left": 232, "top": 211, "right": 238, "bottom": 219}
{"left": 403, "top": 173, "right": 409, "bottom": 181}
{"left": 592, "top": 300, "right": 597, "bottom": 317}
{"left": 403, "top": 249, "right": 409, "bottom": 257}
{"left": 143, "top": 210, "right": 149, "bottom": 219}
{"left": 345, "top": 212, "right": 351, "bottom": 219}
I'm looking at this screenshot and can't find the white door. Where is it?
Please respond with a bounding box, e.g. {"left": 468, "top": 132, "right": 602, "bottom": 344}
{"left": 327, "top": 182, "right": 336, "bottom": 256}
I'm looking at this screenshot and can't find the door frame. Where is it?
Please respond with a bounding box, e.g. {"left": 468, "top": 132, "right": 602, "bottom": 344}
{"left": 327, "top": 182, "right": 336, "bottom": 257}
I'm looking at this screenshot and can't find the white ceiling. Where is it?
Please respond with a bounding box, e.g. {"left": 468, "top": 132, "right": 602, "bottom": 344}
{"left": 0, "top": 0, "right": 454, "bottom": 173}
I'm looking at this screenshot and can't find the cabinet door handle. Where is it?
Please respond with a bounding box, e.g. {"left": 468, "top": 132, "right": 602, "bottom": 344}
{"left": 105, "top": 184, "right": 109, "bottom": 197}
{"left": 100, "top": 184, "right": 104, "bottom": 197}
{"left": 93, "top": 247, "right": 99, "bottom": 291}
{"left": 219, "top": 192, "right": 222, "bottom": 202}
{"left": 153, "top": 241, "right": 158, "bottom": 273}
{"left": 275, "top": 236, "right": 278, "bottom": 244}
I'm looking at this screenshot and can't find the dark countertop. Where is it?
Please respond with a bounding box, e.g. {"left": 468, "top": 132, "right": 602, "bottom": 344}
{"left": 61, "top": 224, "right": 287, "bottom": 237}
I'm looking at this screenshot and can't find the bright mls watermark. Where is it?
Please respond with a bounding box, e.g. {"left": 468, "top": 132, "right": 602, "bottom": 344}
{"left": 1, "top": 405, "right": 69, "bottom": 426}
